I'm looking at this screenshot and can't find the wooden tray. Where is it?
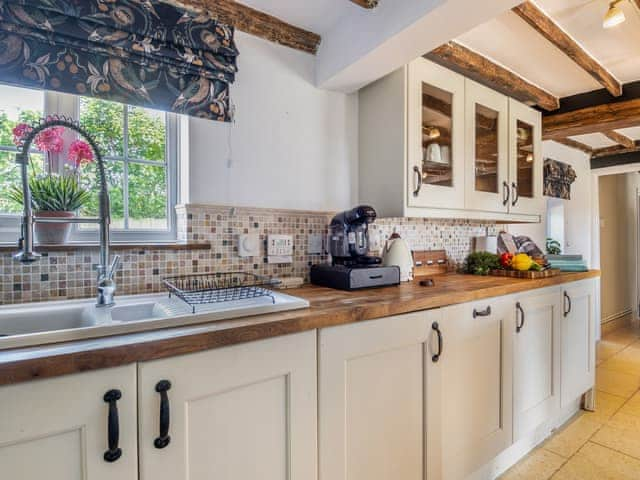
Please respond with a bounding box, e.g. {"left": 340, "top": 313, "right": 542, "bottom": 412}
{"left": 489, "top": 268, "right": 561, "bottom": 279}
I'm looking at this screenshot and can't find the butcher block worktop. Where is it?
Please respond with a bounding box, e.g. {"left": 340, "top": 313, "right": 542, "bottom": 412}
{"left": 0, "top": 271, "right": 599, "bottom": 386}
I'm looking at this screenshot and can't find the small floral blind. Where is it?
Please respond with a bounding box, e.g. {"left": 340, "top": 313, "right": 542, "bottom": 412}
{"left": 544, "top": 158, "right": 577, "bottom": 200}
{"left": 0, "top": 0, "right": 238, "bottom": 121}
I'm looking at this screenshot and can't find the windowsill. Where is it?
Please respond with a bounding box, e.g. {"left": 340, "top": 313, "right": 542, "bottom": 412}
{"left": 0, "top": 242, "right": 211, "bottom": 253}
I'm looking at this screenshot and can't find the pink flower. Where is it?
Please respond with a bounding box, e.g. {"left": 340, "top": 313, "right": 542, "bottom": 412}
{"left": 12, "top": 123, "right": 32, "bottom": 146}
{"left": 34, "top": 126, "right": 64, "bottom": 153}
{"left": 67, "top": 140, "right": 94, "bottom": 167}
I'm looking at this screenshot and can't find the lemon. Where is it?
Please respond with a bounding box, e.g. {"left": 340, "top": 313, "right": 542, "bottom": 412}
{"left": 512, "top": 253, "right": 533, "bottom": 271}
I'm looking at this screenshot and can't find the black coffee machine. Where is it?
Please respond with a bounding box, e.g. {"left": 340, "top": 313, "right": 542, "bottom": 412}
{"left": 310, "top": 205, "right": 400, "bottom": 290}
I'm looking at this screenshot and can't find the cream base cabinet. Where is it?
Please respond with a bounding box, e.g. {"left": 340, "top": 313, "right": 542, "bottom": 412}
{"left": 137, "top": 331, "right": 317, "bottom": 480}
{"left": 427, "top": 298, "right": 514, "bottom": 480}
{"left": 318, "top": 311, "right": 435, "bottom": 480}
{"left": 513, "top": 289, "right": 562, "bottom": 441}
{"left": 0, "top": 365, "right": 138, "bottom": 480}
{"left": 561, "top": 280, "right": 596, "bottom": 407}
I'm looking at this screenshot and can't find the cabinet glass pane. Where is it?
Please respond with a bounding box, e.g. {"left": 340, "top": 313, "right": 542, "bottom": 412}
{"left": 474, "top": 104, "right": 499, "bottom": 194}
{"left": 516, "top": 120, "right": 534, "bottom": 198}
{"left": 421, "top": 83, "right": 453, "bottom": 187}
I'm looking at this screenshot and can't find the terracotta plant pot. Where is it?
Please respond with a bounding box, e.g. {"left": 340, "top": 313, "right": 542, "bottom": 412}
{"left": 34, "top": 211, "right": 75, "bottom": 245}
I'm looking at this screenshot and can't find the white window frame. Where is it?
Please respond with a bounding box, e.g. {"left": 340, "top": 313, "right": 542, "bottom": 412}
{"left": 0, "top": 87, "right": 179, "bottom": 244}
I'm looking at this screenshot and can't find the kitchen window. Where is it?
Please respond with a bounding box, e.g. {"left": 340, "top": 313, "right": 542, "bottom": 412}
{"left": 0, "top": 83, "right": 178, "bottom": 243}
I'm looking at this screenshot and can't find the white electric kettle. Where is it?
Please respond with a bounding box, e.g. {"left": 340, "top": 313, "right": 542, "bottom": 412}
{"left": 382, "top": 232, "right": 413, "bottom": 282}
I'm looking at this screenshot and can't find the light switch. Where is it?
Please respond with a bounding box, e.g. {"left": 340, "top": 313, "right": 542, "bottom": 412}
{"left": 268, "top": 235, "right": 293, "bottom": 256}
{"left": 238, "top": 234, "right": 260, "bottom": 257}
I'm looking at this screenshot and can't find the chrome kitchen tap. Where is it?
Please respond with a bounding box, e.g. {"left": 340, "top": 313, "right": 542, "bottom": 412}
{"left": 13, "top": 117, "right": 120, "bottom": 307}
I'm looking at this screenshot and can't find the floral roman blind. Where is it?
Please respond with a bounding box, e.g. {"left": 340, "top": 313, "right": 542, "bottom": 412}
{"left": 0, "top": 0, "right": 238, "bottom": 121}
{"left": 544, "top": 158, "right": 577, "bottom": 200}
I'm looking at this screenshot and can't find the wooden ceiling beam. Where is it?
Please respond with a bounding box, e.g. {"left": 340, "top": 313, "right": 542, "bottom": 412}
{"left": 602, "top": 130, "right": 635, "bottom": 149}
{"left": 592, "top": 141, "right": 640, "bottom": 158}
{"left": 512, "top": 1, "right": 622, "bottom": 97}
{"left": 553, "top": 138, "right": 593, "bottom": 155}
{"left": 168, "top": 0, "right": 321, "bottom": 54}
{"left": 543, "top": 99, "right": 640, "bottom": 139}
{"left": 349, "top": 0, "right": 379, "bottom": 8}
{"left": 425, "top": 41, "right": 559, "bottom": 111}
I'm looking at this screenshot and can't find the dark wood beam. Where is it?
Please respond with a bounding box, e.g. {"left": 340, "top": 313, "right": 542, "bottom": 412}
{"left": 592, "top": 141, "right": 640, "bottom": 158}
{"left": 512, "top": 1, "right": 622, "bottom": 97}
{"left": 591, "top": 149, "right": 640, "bottom": 169}
{"left": 169, "top": 0, "right": 321, "bottom": 54}
{"left": 602, "top": 130, "right": 635, "bottom": 149}
{"left": 553, "top": 138, "right": 593, "bottom": 155}
{"left": 349, "top": 0, "right": 379, "bottom": 8}
{"left": 425, "top": 41, "right": 559, "bottom": 111}
{"left": 543, "top": 99, "right": 640, "bottom": 139}
{"left": 544, "top": 81, "right": 640, "bottom": 116}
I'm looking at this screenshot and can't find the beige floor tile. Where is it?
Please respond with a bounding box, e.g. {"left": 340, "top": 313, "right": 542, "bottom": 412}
{"left": 583, "top": 390, "right": 627, "bottom": 423}
{"left": 619, "top": 391, "right": 640, "bottom": 417}
{"left": 499, "top": 448, "right": 565, "bottom": 480}
{"left": 591, "top": 412, "right": 640, "bottom": 460}
{"left": 605, "top": 326, "right": 640, "bottom": 345}
{"left": 542, "top": 414, "right": 602, "bottom": 458}
{"left": 597, "top": 340, "right": 627, "bottom": 365}
{"left": 552, "top": 442, "right": 640, "bottom": 480}
{"left": 600, "top": 347, "right": 640, "bottom": 376}
{"left": 596, "top": 366, "right": 640, "bottom": 398}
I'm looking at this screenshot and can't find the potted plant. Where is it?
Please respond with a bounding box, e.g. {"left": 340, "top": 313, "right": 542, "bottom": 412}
{"left": 9, "top": 123, "right": 94, "bottom": 245}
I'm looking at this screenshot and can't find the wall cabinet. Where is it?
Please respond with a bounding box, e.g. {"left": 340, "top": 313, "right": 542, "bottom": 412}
{"left": 561, "top": 280, "right": 596, "bottom": 407}
{"left": 318, "top": 311, "right": 434, "bottom": 480}
{"left": 0, "top": 365, "right": 138, "bottom": 480}
{"left": 513, "top": 289, "right": 562, "bottom": 440}
{"left": 137, "top": 331, "right": 317, "bottom": 480}
{"left": 427, "top": 297, "right": 514, "bottom": 480}
{"left": 359, "top": 57, "right": 543, "bottom": 222}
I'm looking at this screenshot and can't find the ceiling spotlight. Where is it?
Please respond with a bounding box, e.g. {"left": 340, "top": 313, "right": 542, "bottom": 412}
{"left": 603, "top": 0, "right": 626, "bottom": 28}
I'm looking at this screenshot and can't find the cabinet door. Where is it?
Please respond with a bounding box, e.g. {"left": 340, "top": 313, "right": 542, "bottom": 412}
{"left": 138, "top": 331, "right": 317, "bottom": 480}
{"left": 508, "top": 99, "right": 543, "bottom": 215}
{"left": 427, "top": 298, "right": 513, "bottom": 480}
{"left": 561, "top": 281, "right": 596, "bottom": 407}
{"left": 0, "top": 366, "right": 137, "bottom": 480}
{"left": 319, "top": 311, "right": 432, "bottom": 480}
{"left": 407, "top": 58, "right": 465, "bottom": 209}
{"left": 464, "top": 79, "right": 509, "bottom": 212}
{"left": 513, "top": 290, "right": 562, "bottom": 440}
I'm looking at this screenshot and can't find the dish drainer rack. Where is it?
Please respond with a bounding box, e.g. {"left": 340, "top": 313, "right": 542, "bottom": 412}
{"left": 163, "top": 272, "right": 280, "bottom": 313}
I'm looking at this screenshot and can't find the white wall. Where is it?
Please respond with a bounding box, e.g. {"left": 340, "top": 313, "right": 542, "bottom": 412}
{"left": 507, "top": 140, "right": 593, "bottom": 263}
{"left": 185, "top": 32, "right": 359, "bottom": 212}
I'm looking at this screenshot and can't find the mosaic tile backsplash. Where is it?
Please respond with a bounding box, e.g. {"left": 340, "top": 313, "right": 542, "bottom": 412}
{"left": 0, "top": 204, "right": 497, "bottom": 305}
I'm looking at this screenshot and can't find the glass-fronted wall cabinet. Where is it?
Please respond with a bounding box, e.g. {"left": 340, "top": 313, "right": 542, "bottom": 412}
{"left": 407, "top": 59, "right": 465, "bottom": 210}
{"left": 464, "top": 80, "right": 509, "bottom": 212}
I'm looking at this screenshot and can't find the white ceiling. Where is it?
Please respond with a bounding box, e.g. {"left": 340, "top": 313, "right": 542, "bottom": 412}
{"left": 457, "top": 0, "right": 640, "bottom": 98}
{"left": 569, "top": 133, "right": 618, "bottom": 148}
{"left": 240, "top": 0, "right": 356, "bottom": 34}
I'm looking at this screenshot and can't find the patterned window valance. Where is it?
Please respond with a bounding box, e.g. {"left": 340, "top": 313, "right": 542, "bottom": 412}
{"left": 544, "top": 158, "right": 577, "bottom": 200}
{"left": 0, "top": 0, "right": 238, "bottom": 121}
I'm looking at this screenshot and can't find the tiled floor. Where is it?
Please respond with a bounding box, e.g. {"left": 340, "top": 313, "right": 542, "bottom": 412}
{"left": 500, "top": 322, "right": 640, "bottom": 479}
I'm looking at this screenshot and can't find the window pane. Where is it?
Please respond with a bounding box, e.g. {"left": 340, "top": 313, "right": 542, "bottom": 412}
{"left": 128, "top": 105, "right": 166, "bottom": 162}
{"left": 474, "top": 104, "right": 499, "bottom": 194}
{"left": 128, "top": 163, "right": 167, "bottom": 230}
{"left": 421, "top": 83, "right": 453, "bottom": 187}
{"left": 79, "top": 97, "right": 124, "bottom": 157}
{"left": 78, "top": 160, "right": 125, "bottom": 230}
{"left": 0, "top": 84, "right": 44, "bottom": 215}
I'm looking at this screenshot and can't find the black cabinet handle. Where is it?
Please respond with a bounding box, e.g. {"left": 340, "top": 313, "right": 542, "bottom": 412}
{"left": 154, "top": 380, "right": 172, "bottom": 449}
{"left": 413, "top": 166, "right": 423, "bottom": 197}
{"left": 473, "top": 306, "right": 492, "bottom": 318}
{"left": 502, "top": 181, "right": 510, "bottom": 206}
{"left": 516, "top": 302, "right": 525, "bottom": 333}
{"left": 103, "top": 389, "right": 122, "bottom": 463}
{"left": 511, "top": 182, "right": 519, "bottom": 207}
{"left": 564, "top": 292, "right": 572, "bottom": 317}
{"left": 431, "top": 322, "right": 443, "bottom": 363}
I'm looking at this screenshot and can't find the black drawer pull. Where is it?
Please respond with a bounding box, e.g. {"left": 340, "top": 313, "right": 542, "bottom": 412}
{"left": 154, "top": 380, "right": 172, "bottom": 449}
{"left": 516, "top": 302, "right": 525, "bottom": 333}
{"left": 563, "top": 292, "right": 572, "bottom": 317}
{"left": 103, "top": 389, "right": 122, "bottom": 462}
{"left": 431, "top": 322, "right": 443, "bottom": 362}
{"left": 473, "top": 306, "right": 492, "bottom": 318}
{"left": 502, "top": 181, "right": 510, "bottom": 206}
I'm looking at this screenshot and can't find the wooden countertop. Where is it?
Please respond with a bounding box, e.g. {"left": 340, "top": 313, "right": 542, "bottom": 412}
{"left": 0, "top": 271, "right": 599, "bottom": 386}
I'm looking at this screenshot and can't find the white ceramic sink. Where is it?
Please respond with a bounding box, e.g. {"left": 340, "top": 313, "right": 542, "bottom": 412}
{"left": 0, "top": 291, "right": 309, "bottom": 350}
